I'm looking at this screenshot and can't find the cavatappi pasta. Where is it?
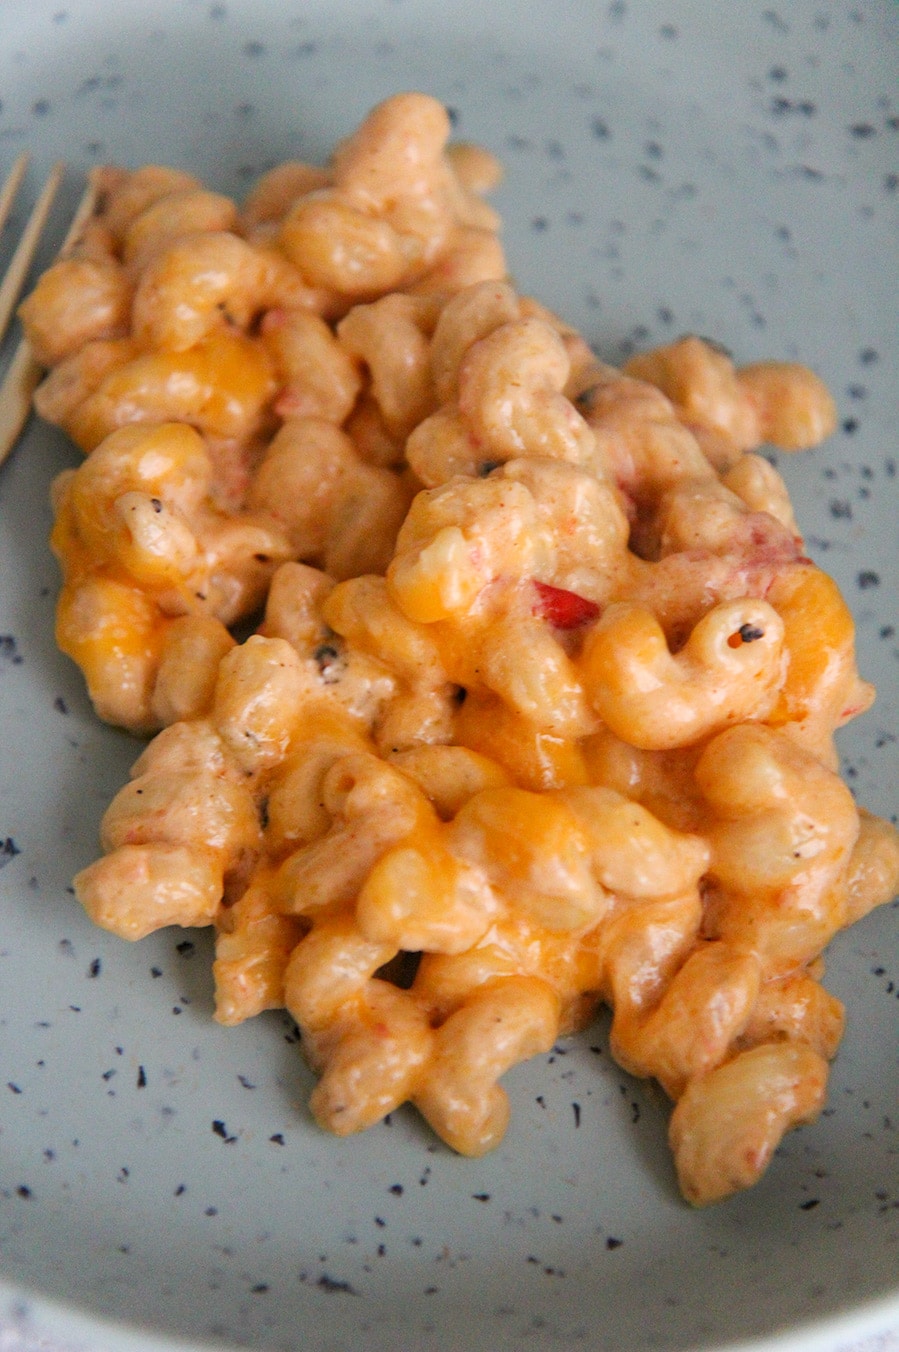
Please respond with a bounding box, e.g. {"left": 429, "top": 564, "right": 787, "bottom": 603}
{"left": 22, "top": 92, "right": 504, "bottom": 730}
{"left": 21, "top": 94, "right": 899, "bottom": 1205}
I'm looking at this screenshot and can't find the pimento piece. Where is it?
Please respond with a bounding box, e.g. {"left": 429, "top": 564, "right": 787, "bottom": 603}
{"left": 532, "top": 580, "right": 600, "bottom": 629}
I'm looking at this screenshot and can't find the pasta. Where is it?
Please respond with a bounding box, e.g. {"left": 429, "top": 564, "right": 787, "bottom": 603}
{"left": 20, "top": 94, "right": 899, "bottom": 1206}
{"left": 22, "top": 92, "right": 503, "bottom": 730}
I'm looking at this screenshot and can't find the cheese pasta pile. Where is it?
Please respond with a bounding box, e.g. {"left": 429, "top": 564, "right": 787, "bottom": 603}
{"left": 20, "top": 93, "right": 899, "bottom": 1204}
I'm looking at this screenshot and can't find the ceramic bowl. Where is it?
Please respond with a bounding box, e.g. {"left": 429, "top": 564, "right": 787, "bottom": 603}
{"left": 0, "top": 3, "right": 896, "bottom": 1350}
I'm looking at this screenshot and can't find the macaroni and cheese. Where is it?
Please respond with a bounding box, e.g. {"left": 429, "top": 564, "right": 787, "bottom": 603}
{"left": 20, "top": 93, "right": 899, "bottom": 1205}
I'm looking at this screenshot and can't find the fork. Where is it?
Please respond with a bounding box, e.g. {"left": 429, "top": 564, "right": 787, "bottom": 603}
{"left": 0, "top": 153, "right": 97, "bottom": 466}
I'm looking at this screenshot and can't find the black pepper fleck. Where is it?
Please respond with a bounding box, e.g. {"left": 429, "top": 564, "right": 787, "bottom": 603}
{"left": 313, "top": 643, "right": 344, "bottom": 684}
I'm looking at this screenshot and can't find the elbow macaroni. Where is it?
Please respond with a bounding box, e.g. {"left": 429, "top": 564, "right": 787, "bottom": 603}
{"left": 21, "top": 94, "right": 898, "bottom": 1206}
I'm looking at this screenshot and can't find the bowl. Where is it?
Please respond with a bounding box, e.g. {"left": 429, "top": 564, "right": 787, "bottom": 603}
{"left": 0, "top": 2, "right": 897, "bottom": 1350}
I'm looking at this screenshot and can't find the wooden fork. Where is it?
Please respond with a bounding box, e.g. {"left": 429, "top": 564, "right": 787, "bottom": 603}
{"left": 0, "top": 153, "right": 97, "bottom": 465}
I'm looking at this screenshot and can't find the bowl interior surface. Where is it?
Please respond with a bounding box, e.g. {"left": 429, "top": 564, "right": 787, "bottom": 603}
{"left": 0, "top": 3, "right": 897, "bottom": 1350}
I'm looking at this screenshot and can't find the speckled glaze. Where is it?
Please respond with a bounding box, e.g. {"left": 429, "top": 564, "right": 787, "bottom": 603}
{"left": 0, "top": 3, "right": 896, "bottom": 1351}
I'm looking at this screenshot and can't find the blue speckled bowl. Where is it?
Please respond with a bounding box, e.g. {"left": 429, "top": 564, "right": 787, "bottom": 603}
{"left": 0, "top": 3, "right": 896, "bottom": 1350}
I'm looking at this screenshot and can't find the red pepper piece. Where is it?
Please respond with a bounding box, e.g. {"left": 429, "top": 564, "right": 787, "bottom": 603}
{"left": 532, "top": 580, "right": 600, "bottom": 629}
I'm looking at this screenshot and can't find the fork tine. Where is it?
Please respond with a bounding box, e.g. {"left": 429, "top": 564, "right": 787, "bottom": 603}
{"left": 0, "top": 153, "right": 30, "bottom": 239}
{"left": 0, "top": 168, "right": 97, "bottom": 467}
{"left": 55, "top": 169, "right": 100, "bottom": 257}
{"left": 0, "top": 159, "right": 64, "bottom": 346}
